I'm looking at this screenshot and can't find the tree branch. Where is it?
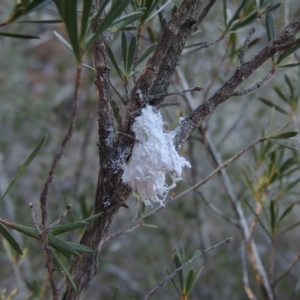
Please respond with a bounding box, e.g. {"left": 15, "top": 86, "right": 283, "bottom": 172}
{"left": 174, "top": 16, "right": 300, "bottom": 148}
{"left": 127, "top": 0, "right": 203, "bottom": 110}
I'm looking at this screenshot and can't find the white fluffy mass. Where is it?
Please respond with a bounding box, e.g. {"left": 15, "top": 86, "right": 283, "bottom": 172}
{"left": 121, "top": 106, "right": 191, "bottom": 206}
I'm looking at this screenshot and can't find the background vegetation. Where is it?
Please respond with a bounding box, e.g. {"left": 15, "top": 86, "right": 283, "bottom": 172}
{"left": 0, "top": 0, "right": 300, "bottom": 299}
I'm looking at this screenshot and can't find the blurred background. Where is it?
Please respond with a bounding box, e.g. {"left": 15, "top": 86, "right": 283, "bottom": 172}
{"left": 0, "top": 1, "right": 300, "bottom": 299}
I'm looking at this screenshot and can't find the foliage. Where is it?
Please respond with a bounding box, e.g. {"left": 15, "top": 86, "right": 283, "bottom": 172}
{"left": 0, "top": 0, "right": 300, "bottom": 299}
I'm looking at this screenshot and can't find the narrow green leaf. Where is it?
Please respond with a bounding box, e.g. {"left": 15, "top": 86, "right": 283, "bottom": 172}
{"left": 0, "top": 219, "right": 39, "bottom": 239}
{"left": 173, "top": 252, "right": 185, "bottom": 290}
{"left": 107, "top": 46, "right": 124, "bottom": 80}
{"left": 171, "top": 5, "right": 178, "bottom": 16}
{"left": 276, "top": 41, "right": 300, "bottom": 66}
{"left": 270, "top": 200, "right": 277, "bottom": 233}
{"left": 120, "top": 25, "right": 138, "bottom": 31}
{"left": 0, "top": 32, "right": 39, "bottom": 39}
{"left": 184, "top": 41, "right": 206, "bottom": 49}
{"left": 222, "top": 0, "right": 227, "bottom": 26}
{"left": 185, "top": 269, "right": 195, "bottom": 295}
{"left": 134, "top": 42, "right": 157, "bottom": 68}
{"left": 111, "top": 10, "right": 145, "bottom": 31}
{"left": 67, "top": 242, "right": 93, "bottom": 254}
{"left": 262, "top": 3, "right": 281, "bottom": 14}
{"left": 1, "top": 135, "right": 47, "bottom": 203}
{"left": 271, "top": 141, "right": 299, "bottom": 152}
{"left": 168, "top": 269, "right": 181, "bottom": 296}
{"left": 50, "top": 221, "right": 88, "bottom": 235}
{"left": 54, "top": 31, "right": 73, "bottom": 51}
{"left": 284, "top": 178, "right": 300, "bottom": 192}
{"left": 279, "top": 221, "right": 300, "bottom": 236}
{"left": 178, "top": 246, "right": 185, "bottom": 261}
{"left": 258, "top": 97, "right": 289, "bottom": 115}
{"left": 225, "top": 0, "right": 246, "bottom": 32}
{"left": 279, "top": 156, "right": 296, "bottom": 174}
{"left": 62, "top": 0, "right": 81, "bottom": 63}
{"left": 18, "top": 19, "right": 63, "bottom": 23}
{"left": 278, "top": 62, "right": 300, "bottom": 68}
{"left": 50, "top": 248, "right": 78, "bottom": 293}
{"left": 147, "top": 27, "right": 156, "bottom": 43}
{"left": 0, "top": 219, "right": 81, "bottom": 257}
{"left": 127, "top": 35, "right": 137, "bottom": 73}
{"left": 231, "top": 11, "right": 258, "bottom": 31}
{"left": 284, "top": 75, "right": 294, "bottom": 99}
{"left": 265, "top": 13, "right": 275, "bottom": 42}
{"left": 283, "top": 42, "right": 300, "bottom": 57}
{"left": 0, "top": 223, "right": 23, "bottom": 255}
{"left": 144, "top": 0, "right": 172, "bottom": 24}
{"left": 140, "top": 0, "right": 159, "bottom": 23}
{"left": 122, "top": 31, "right": 128, "bottom": 71}
{"left": 268, "top": 131, "right": 298, "bottom": 140}
{"left": 85, "top": 0, "right": 132, "bottom": 53}
{"left": 82, "top": 212, "right": 103, "bottom": 223}
{"left": 2, "top": 0, "right": 51, "bottom": 25}
{"left": 26, "top": 0, "right": 52, "bottom": 13}
{"left": 193, "top": 267, "right": 203, "bottom": 286}
{"left": 142, "top": 223, "right": 158, "bottom": 228}
{"left": 274, "top": 87, "right": 289, "bottom": 103}
{"left": 49, "top": 235, "right": 80, "bottom": 257}
{"left": 82, "top": 63, "right": 95, "bottom": 71}
{"left": 278, "top": 204, "right": 295, "bottom": 226}
{"left": 268, "top": 122, "right": 289, "bottom": 136}
{"left": 241, "top": 170, "right": 256, "bottom": 196}
{"left": 80, "top": 0, "right": 93, "bottom": 40}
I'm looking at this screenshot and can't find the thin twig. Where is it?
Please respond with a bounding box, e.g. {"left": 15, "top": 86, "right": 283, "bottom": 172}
{"left": 110, "top": 80, "right": 128, "bottom": 104}
{"left": 29, "top": 203, "right": 42, "bottom": 236}
{"left": 241, "top": 243, "right": 257, "bottom": 300}
{"left": 193, "top": 0, "right": 216, "bottom": 32}
{"left": 238, "top": 17, "right": 261, "bottom": 65}
{"left": 142, "top": 237, "right": 233, "bottom": 300}
{"left": 103, "top": 222, "right": 143, "bottom": 246}
{"left": 195, "top": 190, "right": 239, "bottom": 226}
{"left": 273, "top": 251, "right": 300, "bottom": 285}
{"left": 157, "top": 101, "right": 180, "bottom": 109}
{"left": 182, "top": 36, "right": 224, "bottom": 56}
{"left": 39, "top": 66, "right": 82, "bottom": 300}
{"left": 116, "top": 131, "right": 139, "bottom": 143}
{"left": 248, "top": 202, "right": 263, "bottom": 242}
{"left": 217, "top": 99, "right": 254, "bottom": 148}
{"left": 47, "top": 204, "right": 72, "bottom": 231}
{"left": 232, "top": 69, "right": 276, "bottom": 96}
{"left": 148, "top": 86, "right": 202, "bottom": 100}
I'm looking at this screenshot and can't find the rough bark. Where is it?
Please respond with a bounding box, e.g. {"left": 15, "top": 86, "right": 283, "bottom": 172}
{"left": 63, "top": 1, "right": 202, "bottom": 299}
